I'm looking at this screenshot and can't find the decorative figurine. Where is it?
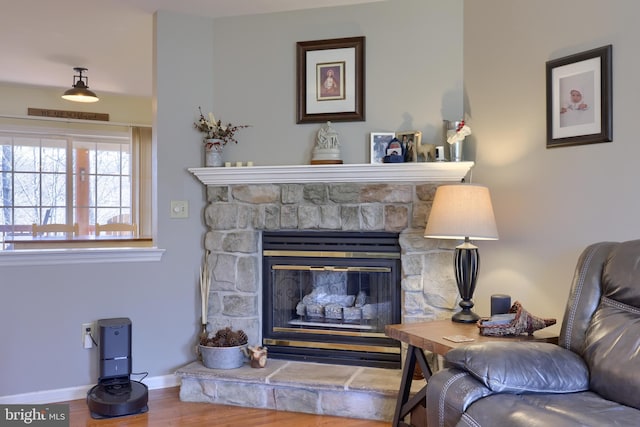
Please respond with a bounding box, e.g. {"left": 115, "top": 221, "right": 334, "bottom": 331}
{"left": 383, "top": 138, "right": 404, "bottom": 163}
{"left": 477, "top": 301, "right": 556, "bottom": 336}
{"left": 311, "top": 121, "right": 342, "bottom": 164}
{"left": 415, "top": 141, "right": 437, "bottom": 162}
{"left": 244, "top": 346, "right": 268, "bottom": 368}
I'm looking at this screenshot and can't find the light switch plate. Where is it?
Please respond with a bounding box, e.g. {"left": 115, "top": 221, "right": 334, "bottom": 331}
{"left": 170, "top": 200, "right": 189, "bottom": 218}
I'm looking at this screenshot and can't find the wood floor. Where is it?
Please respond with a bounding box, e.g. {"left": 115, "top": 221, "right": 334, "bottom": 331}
{"left": 64, "top": 386, "right": 391, "bottom": 426}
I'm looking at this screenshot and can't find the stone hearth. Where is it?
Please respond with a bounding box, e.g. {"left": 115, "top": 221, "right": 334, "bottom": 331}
{"left": 176, "top": 359, "right": 424, "bottom": 421}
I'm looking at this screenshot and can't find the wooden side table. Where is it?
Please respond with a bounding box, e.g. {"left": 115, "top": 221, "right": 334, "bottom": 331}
{"left": 385, "top": 320, "right": 558, "bottom": 427}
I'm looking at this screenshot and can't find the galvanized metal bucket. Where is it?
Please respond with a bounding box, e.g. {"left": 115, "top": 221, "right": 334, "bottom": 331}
{"left": 199, "top": 344, "right": 247, "bottom": 369}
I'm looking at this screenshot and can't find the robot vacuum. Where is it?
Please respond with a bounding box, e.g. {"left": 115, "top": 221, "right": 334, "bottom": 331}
{"left": 86, "top": 318, "right": 148, "bottom": 418}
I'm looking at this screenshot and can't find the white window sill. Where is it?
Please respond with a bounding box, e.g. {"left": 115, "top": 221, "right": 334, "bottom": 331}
{"left": 0, "top": 247, "right": 165, "bottom": 267}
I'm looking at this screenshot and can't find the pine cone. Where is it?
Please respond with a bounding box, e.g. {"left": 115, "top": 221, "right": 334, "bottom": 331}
{"left": 236, "top": 330, "right": 248, "bottom": 345}
{"left": 202, "top": 327, "right": 248, "bottom": 347}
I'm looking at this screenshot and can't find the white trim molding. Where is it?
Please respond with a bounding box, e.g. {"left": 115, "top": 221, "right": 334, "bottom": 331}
{"left": 0, "top": 247, "right": 165, "bottom": 267}
{"left": 189, "top": 161, "right": 474, "bottom": 185}
{"left": 0, "top": 374, "right": 180, "bottom": 405}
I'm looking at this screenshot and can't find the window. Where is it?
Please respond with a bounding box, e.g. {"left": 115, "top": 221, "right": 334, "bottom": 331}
{"left": 0, "top": 120, "right": 151, "bottom": 250}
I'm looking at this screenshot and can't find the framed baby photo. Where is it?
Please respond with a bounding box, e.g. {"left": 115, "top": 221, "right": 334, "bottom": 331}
{"left": 546, "top": 45, "right": 612, "bottom": 148}
{"left": 296, "top": 36, "right": 365, "bottom": 124}
{"left": 370, "top": 132, "right": 395, "bottom": 164}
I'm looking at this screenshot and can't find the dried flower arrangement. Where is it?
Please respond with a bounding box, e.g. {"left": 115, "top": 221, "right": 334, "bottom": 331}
{"left": 198, "top": 252, "right": 211, "bottom": 342}
{"left": 446, "top": 120, "right": 472, "bottom": 144}
{"left": 194, "top": 106, "right": 249, "bottom": 147}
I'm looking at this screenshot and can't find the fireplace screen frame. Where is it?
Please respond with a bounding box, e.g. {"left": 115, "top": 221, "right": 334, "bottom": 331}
{"left": 262, "top": 231, "right": 401, "bottom": 368}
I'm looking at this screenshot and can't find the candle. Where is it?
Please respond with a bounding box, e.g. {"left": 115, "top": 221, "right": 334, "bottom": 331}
{"left": 247, "top": 161, "right": 254, "bottom": 167}
{"left": 236, "top": 161, "right": 243, "bottom": 167}
{"left": 491, "top": 294, "right": 511, "bottom": 316}
{"left": 224, "top": 162, "right": 231, "bottom": 167}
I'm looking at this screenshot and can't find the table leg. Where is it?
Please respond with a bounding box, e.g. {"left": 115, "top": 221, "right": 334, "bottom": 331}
{"left": 391, "top": 344, "right": 433, "bottom": 427}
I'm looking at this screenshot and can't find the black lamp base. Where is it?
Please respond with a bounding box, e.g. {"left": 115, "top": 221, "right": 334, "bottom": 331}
{"left": 451, "top": 309, "right": 480, "bottom": 323}
{"left": 452, "top": 240, "right": 481, "bottom": 324}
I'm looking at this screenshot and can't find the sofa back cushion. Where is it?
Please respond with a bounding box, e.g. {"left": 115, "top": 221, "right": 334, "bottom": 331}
{"left": 584, "top": 239, "right": 640, "bottom": 410}
{"left": 559, "top": 242, "right": 615, "bottom": 354}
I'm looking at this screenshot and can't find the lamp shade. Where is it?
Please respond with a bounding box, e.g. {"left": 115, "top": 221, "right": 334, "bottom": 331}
{"left": 62, "top": 82, "right": 99, "bottom": 103}
{"left": 424, "top": 184, "right": 498, "bottom": 240}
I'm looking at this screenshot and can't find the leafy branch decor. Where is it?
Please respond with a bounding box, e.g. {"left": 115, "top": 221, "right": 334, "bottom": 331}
{"left": 194, "top": 107, "right": 249, "bottom": 147}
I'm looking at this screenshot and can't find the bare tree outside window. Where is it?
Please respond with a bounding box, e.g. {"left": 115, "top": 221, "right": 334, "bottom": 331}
{"left": 1, "top": 131, "right": 132, "bottom": 248}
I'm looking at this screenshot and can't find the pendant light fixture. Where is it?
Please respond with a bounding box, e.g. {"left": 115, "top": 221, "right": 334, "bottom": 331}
{"left": 62, "top": 67, "right": 99, "bottom": 103}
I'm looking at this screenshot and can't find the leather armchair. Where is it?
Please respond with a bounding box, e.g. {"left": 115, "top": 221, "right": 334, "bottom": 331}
{"left": 425, "top": 240, "right": 640, "bottom": 427}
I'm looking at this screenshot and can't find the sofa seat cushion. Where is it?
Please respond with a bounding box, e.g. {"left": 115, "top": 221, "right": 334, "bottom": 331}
{"left": 445, "top": 342, "right": 589, "bottom": 393}
{"left": 459, "top": 391, "right": 640, "bottom": 427}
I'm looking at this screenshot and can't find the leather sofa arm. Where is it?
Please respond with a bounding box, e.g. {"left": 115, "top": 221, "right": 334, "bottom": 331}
{"left": 445, "top": 342, "right": 589, "bottom": 393}
{"left": 426, "top": 368, "right": 493, "bottom": 427}
{"left": 426, "top": 342, "right": 590, "bottom": 427}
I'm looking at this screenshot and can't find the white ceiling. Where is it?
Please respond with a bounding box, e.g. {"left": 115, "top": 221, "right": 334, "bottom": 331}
{"left": 1, "top": 0, "right": 383, "bottom": 97}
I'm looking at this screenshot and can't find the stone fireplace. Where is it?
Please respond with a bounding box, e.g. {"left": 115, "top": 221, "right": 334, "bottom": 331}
{"left": 191, "top": 162, "right": 474, "bottom": 358}
{"left": 179, "top": 163, "right": 473, "bottom": 420}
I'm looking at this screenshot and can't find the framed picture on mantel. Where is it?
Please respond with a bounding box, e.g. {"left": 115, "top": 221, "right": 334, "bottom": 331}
{"left": 296, "top": 36, "right": 365, "bottom": 124}
{"left": 370, "top": 132, "right": 395, "bottom": 164}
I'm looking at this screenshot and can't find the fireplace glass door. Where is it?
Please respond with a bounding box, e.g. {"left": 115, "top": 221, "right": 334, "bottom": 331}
{"left": 262, "top": 231, "right": 401, "bottom": 368}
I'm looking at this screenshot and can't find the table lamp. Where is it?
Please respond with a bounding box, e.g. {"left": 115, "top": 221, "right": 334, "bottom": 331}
{"left": 424, "top": 184, "right": 498, "bottom": 323}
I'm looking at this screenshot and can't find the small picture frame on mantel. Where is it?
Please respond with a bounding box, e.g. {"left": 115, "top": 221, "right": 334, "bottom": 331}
{"left": 395, "top": 131, "right": 423, "bottom": 162}
{"left": 370, "top": 132, "right": 395, "bottom": 164}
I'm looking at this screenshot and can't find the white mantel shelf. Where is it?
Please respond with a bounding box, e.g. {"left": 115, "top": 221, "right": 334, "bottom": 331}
{"left": 188, "top": 161, "right": 474, "bottom": 185}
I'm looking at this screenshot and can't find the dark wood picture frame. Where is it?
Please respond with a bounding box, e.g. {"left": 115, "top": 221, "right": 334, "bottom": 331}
{"left": 296, "top": 36, "right": 365, "bottom": 124}
{"left": 546, "top": 45, "right": 612, "bottom": 148}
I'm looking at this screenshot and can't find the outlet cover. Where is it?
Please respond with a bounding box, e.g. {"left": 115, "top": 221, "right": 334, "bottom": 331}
{"left": 170, "top": 200, "right": 189, "bottom": 218}
{"left": 82, "top": 322, "right": 94, "bottom": 349}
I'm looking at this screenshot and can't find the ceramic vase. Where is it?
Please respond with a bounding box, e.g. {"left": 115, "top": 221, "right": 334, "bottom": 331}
{"left": 204, "top": 139, "right": 224, "bottom": 167}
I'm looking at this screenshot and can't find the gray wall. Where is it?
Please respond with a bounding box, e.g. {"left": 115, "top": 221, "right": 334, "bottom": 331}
{"left": 213, "top": 0, "right": 464, "bottom": 165}
{"left": 0, "top": 0, "right": 463, "bottom": 397}
{"left": 0, "top": 12, "right": 209, "bottom": 397}
{"left": 464, "top": 0, "right": 640, "bottom": 322}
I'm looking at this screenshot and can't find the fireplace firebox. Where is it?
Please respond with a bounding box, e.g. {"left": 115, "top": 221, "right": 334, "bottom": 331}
{"left": 262, "top": 231, "right": 401, "bottom": 368}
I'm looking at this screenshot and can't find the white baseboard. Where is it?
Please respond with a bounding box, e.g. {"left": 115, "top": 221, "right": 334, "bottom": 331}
{"left": 0, "top": 374, "right": 180, "bottom": 405}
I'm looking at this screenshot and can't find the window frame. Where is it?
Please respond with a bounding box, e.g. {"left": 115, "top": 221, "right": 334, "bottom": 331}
{"left": 0, "top": 117, "right": 156, "bottom": 261}
{"left": 3, "top": 131, "right": 133, "bottom": 233}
